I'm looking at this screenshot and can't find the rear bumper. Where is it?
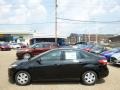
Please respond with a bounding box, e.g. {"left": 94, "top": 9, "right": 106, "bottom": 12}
{"left": 97, "top": 66, "right": 109, "bottom": 79}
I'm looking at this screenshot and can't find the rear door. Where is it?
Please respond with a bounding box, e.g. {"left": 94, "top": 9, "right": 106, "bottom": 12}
{"left": 58, "top": 50, "right": 85, "bottom": 79}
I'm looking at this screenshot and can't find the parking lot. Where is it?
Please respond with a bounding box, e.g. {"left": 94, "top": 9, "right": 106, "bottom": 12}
{"left": 0, "top": 50, "right": 120, "bottom": 90}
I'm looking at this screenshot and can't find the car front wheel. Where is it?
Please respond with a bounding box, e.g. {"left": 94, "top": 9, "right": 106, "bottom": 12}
{"left": 15, "top": 71, "right": 31, "bottom": 86}
{"left": 81, "top": 71, "right": 97, "bottom": 85}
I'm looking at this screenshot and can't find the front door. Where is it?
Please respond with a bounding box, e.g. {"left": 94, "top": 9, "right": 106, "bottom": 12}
{"left": 29, "top": 50, "right": 62, "bottom": 81}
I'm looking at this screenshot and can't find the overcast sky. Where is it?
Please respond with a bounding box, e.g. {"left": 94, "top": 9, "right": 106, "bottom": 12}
{"left": 0, "top": 0, "right": 120, "bottom": 37}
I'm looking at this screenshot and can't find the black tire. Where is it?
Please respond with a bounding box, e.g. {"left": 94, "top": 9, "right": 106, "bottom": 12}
{"left": 81, "top": 71, "right": 97, "bottom": 85}
{"left": 23, "top": 53, "right": 31, "bottom": 59}
{"left": 15, "top": 71, "right": 31, "bottom": 86}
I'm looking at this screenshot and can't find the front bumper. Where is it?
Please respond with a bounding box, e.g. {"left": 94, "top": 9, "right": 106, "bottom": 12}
{"left": 8, "top": 68, "right": 17, "bottom": 83}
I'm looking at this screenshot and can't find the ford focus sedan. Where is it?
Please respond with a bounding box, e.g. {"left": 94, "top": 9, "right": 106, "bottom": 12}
{"left": 8, "top": 48, "right": 109, "bottom": 86}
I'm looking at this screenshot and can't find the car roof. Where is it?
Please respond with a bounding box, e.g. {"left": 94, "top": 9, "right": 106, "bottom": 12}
{"left": 34, "top": 42, "right": 56, "bottom": 44}
{"left": 51, "top": 48, "right": 82, "bottom": 51}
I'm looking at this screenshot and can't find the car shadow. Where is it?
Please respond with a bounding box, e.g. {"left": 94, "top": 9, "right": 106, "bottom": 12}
{"left": 31, "top": 79, "right": 105, "bottom": 85}
{"left": 96, "top": 79, "right": 105, "bottom": 84}
{"left": 109, "top": 64, "right": 120, "bottom": 68}
{"left": 32, "top": 81, "right": 80, "bottom": 85}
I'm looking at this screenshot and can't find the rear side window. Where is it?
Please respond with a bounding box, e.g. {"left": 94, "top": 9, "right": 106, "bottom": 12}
{"left": 77, "top": 51, "right": 93, "bottom": 59}
{"left": 43, "top": 44, "right": 50, "bottom": 48}
{"left": 64, "top": 51, "right": 77, "bottom": 60}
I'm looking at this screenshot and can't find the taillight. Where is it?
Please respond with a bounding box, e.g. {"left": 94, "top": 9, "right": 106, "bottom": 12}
{"left": 98, "top": 59, "right": 107, "bottom": 65}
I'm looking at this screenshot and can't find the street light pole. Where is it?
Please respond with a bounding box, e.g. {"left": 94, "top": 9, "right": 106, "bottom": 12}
{"left": 55, "top": 0, "right": 58, "bottom": 44}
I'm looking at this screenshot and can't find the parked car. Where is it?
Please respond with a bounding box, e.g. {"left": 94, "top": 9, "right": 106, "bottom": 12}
{"left": 75, "top": 42, "right": 87, "bottom": 45}
{"left": 0, "top": 42, "right": 11, "bottom": 51}
{"left": 72, "top": 44, "right": 87, "bottom": 49}
{"left": 16, "top": 42, "right": 58, "bottom": 59}
{"left": 8, "top": 48, "right": 109, "bottom": 86}
{"left": 101, "top": 47, "right": 120, "bottom": 62}
{"left": 9, "top": 43, "right": 21, "bottom": 49}
{"left": 110, "top": 52, "right": 120, "bottom": 65}
{"left": 83, "top": 44, "right": 94, "bottom": 52}
{"left": 18, "top": 43, "right": 27, "bottom": 48}
{"left": 90, "top": 45, "right": 106, "bottom": 54}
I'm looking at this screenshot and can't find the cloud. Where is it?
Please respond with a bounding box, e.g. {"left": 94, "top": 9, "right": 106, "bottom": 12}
{"left": 56, "top": 0, "right": 120, "bottom": 36}
{"left": 0, "top": 0, "right": 47, "bottom": 24}
{"left": 0, "top": 0, "right": 120, "bottom": 37}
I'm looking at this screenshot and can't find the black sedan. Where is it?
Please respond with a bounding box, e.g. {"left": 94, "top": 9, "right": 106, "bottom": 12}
{"left": 8, "top": 48, "right": 109, "bottom": 86}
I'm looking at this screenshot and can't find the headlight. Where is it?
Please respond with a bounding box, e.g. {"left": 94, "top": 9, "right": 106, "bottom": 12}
{"left": 9, "top": 64, "right": 17, "bottom": 68}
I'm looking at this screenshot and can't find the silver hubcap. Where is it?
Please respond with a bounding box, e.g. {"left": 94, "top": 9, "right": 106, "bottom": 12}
{"left": 84, "top": 72, "right": 96, "bottom": 84}
{"left": 24, "top": 54, "right": 30, "bottom": 59}
{"left": 16, "top": 73, "right": 29, "bottom": 85}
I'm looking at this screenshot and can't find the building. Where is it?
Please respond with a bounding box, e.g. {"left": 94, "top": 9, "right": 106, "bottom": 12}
{"left": 0, "top": 30, "right": 33, "bottom": 44}
{"left": 67, "top": 33, "right": 114, "bottom": 44}
{"left": 109, "top": 35, "right": 120, "bottom": 42}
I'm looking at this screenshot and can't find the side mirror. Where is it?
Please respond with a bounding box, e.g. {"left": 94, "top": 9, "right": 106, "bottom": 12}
{"left": 36, "top": 60, "right": 41, "bottom": 64}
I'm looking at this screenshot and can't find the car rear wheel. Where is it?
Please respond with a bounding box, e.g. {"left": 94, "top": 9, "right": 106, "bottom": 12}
{"left": 23, "top": 53, "right": 31, "bottom": 59}
{"left": 81, "top": 71, "right": 97, "bottom": 85}
{"left": 15, "top": 71, "right": 31, "bottom": 86}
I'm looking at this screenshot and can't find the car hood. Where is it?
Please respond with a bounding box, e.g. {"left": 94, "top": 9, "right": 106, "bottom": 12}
{"left": 111, "top": 53, "right": 120, "bottom": 59}
{"left": 104, "top": 52, "right": 115, "bottom": 56}
{"left": 101, "top": 51, "right": 111, "bottom": 55}
{"left": 18, "top": 48, "right": 32, "bottom": 52}
{"left": 11, "top": 59, "right": 28, "bottom": 66}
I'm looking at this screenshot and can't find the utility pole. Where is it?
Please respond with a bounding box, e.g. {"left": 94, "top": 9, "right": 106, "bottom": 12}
{"left": 55, "top": 0, "right": 58, "bottom": 44}
{"left": 88, "top": 32, "right": 90, "bottom": 42}
{"left": 96, "top": 29, "right": 98, "bottom": 43}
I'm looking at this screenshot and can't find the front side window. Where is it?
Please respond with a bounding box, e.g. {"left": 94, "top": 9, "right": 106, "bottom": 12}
{"left": 40, "top": 50, "right": 61, "bottom": 61}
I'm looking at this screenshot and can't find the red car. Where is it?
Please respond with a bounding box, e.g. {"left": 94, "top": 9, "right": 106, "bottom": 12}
{"left": 0, "top": 43, "right": 11, "bottom": 51}
{"left": 16, "top": 42, "right": 58, "bottom": 59}
{"left": 18, "top": 43, "right": 27, "bottom": 48}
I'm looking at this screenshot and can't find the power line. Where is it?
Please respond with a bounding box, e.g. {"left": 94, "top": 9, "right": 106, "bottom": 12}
{"left": 58, "top": 17, "right": 120, "bottom": 23}
{"left": 0, "top": 22, "right": 56, "bottom": 25}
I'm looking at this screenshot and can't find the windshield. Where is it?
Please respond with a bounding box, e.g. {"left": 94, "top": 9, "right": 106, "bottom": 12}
{"left": 29, "top": 44, "right": 43, "bottom": 48}
{"left": 30, "top": 49, "right": 51, "bottom": 61}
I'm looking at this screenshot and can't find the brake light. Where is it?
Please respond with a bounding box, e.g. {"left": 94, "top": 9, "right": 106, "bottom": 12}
{"left": 98, "top": 59, "right": 107, "bottom": 65}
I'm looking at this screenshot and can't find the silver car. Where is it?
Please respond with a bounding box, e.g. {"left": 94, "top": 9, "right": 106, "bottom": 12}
{"left": 110, "top": 52, "right": 120, "bottom": 65}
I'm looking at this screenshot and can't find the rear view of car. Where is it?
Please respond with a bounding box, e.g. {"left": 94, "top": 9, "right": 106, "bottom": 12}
{"left": 101, "top": 47, "right": 120, "bottom": 62}
{"left": 0, "top": 42, "right": 11, "bottom": 51}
